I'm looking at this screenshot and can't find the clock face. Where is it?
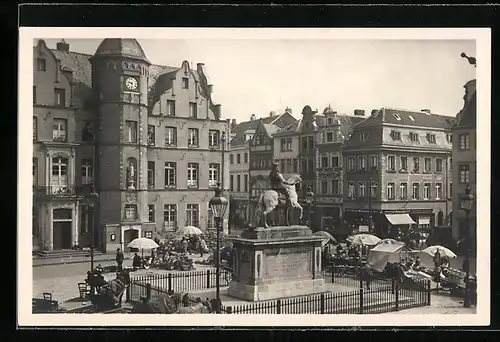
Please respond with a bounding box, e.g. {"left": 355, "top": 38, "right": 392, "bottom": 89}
{"left": 125, "top": 77, "right": 138, "bottom": 90}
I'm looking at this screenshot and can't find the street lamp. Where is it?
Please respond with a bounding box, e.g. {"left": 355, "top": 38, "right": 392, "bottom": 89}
{"left": 459, "top": 183, "right": 475, "bottom": 308}
{"left": 87, "top": 185, "right": 100, "bottom": 273}
{"left": 209, "top": 182, "right": 228, "bottom": 314}
{"left": 305, "top": 186, "right": 314, "bottom": 229}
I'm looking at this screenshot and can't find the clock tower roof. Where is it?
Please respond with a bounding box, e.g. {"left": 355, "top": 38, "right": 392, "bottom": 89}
{"left": 92, "top": 38, "right": 151, "bottom": 64}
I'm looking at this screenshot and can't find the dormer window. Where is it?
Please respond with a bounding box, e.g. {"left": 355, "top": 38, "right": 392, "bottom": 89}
{"left": 360, "top": 132, "right": 368, "bottom": 142}
{"left": 37, "top": 58, "right": 46, "bottom": 72}
{"left": 327, "top": 117, "right": 333, "bottom": 125}
{"left": 390, "top": 130, "right": 401, "bottom": 141}
{"left": 409, "top": 132, "right": 420, "bottom": 143}
{"left": 393, "top": 113, "right": 401, "bottom": 120}
{"left": 408, "top": 115, "right": 415, "bottom": 121}
{"left": 182, "top": 77, "right": 189, "bottom": 89}
{"left": 426, "top": 133, "right": 436, "bottom": 144}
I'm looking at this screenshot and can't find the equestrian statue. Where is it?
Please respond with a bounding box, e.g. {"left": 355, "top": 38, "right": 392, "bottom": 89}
{"left": 254, "top": 162, "right": 303, "bottom": 228}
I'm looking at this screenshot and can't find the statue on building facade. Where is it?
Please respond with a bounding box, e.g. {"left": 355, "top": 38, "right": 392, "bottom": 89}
{"left": 254, "top": 162, "right": 303, "bottom": 228}
{"left": 127, "top": 162, "right": 136, "bottom": 190}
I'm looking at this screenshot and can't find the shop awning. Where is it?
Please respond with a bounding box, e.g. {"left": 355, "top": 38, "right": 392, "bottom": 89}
{"left": 385, "top": 214, "right": 416, "bottom": 225}
{"left": 418, "top": 217, "right": 430, "bottom": 225}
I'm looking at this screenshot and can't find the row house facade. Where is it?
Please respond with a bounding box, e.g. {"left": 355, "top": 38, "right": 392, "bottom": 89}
{"left": 451, "top": 79, "right": 477, "bottom": 246}
{"left": 33, "top": 38, "right": 229, "bottom": 252}
{"left": 343, "top": 107, "right": 454, "bottom": 239}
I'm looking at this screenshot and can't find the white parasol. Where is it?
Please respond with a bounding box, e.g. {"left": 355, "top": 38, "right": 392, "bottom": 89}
{"left": 313, "top": 231, "right": 337, "bottom": 247}
{"left": 350, "top": 233, "right": 381, "bottom": 246}
{"left": 178, "top": 226, "right": 203, "bottom": 236}
{"left": 422, "top": 245, "right": 457, "bottom": 259}
{"left": 127, "top": 237, "right": 160, "bottom": 263}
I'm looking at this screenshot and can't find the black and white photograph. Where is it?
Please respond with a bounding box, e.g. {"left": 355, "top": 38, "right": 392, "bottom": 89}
{"left": 18, "top": 28, "right": 490, "bottom": 327}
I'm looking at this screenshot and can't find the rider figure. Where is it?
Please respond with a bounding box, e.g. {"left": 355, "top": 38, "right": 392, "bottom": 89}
{"left": 269, "top": 161, "right": 294, "bottom": 205}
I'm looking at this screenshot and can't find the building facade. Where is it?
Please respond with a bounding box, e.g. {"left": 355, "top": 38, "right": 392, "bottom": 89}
{"left": 33, "top": 38, "right": 230, "bottom": 252}
{"left": 451, "top": 79, "right": 477, "bottom": 245}
{"left": 343, "top": 108, "right": 454, "bottom": 239}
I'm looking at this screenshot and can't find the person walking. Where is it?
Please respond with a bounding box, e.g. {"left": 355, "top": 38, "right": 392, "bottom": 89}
{"left": 199, "top": 237, "right": 207, "bottom": 257}
{"left": 116, "top": 248, "right": 124, "bottom": 272}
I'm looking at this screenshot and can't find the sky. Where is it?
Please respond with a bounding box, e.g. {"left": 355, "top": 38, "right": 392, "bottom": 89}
{"left": 42, "top": 38, "right": 476, "bottom": 122}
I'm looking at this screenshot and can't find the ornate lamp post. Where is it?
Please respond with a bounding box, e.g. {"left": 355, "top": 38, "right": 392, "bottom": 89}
{"left": 459, "top": 184, "right": 475, "bottom": 308}
{"left": 209, "top": 183, "right": 228, "bottom": 314}
{"left": 305, "top": 186, "right": 314, "bottom": 229}
{"left": 87, "top": 186, "right": 100, "bottom": 273}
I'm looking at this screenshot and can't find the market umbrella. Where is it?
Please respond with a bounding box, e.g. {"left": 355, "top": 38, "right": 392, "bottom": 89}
{"left": 178, "top": 226, "right": 203, "bottom": 236}
{"left": 350, "top": 233, "right": 381, "bottom": 246}
{"left": 422, "top": 245, "right": 457, "bottom": 259}
{"left": 127, "top": 237, "right": 160, "bottom": 261}
{"left": 313, "top": 231, "right": 337, "bottom": 247}
{"left": 375, "top": 238, "right": 404, "bottom": 246}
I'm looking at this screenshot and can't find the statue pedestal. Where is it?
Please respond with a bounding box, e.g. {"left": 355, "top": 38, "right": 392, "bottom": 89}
{"left": 227, "top": 225, "right": 326, "bottom": 302}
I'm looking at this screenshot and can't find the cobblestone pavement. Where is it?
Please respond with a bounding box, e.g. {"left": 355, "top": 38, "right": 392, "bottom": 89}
{"left": 382, "top": 293, "right": 477, "bottom": 314}
{"left": 33, "top": 254, "right": 213, "bottom": 302}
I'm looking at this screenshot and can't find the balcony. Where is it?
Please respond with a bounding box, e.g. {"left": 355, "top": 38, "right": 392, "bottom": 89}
{"left": 33, "top": 184, "right": 94, "bottom": 199}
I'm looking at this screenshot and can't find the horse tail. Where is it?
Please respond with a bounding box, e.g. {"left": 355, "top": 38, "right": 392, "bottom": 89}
{"left": 254, "top": 192, "right": 265, "bottom": 223}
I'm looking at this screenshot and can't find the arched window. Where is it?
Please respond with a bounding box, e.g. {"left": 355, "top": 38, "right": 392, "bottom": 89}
{"left": 437, "top": 211, "right": 444, "bottom": 226}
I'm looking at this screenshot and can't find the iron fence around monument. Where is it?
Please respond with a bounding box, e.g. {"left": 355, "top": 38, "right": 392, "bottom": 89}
{"left": 322, "top": 264, "right": 394, "bottom": 290}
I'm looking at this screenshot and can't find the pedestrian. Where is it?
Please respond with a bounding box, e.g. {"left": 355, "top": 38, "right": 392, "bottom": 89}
{"left": 199, "top": 237, "right": 207, "bottom": 257}
{"left": 132, "top": 252, "right": 142, "bottom": 269}
{"left": 182, "top": 237, "right": 189, "bottom": 255}
{"left": 116, "top": 248, "right": 124, "bottom": 272}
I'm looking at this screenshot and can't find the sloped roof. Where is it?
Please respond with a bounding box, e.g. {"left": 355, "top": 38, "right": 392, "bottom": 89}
{"left": 275, "top": 113, "right": 363, "bottom": 138}
{"left": 50, "top": 49, "right": 93, "bottom": 87}
{"left": 230, "top": 113, "right": 296, "bottom": 147}
{"left": 354, "top": 108, "right": 455, "bottom": 130}
{"left": 455, "top": 80, "right": 477, "bottom": 129}
{"left": 94, "top": 38, "right": 150, "bottom": 63}
{"left": 262, "top": 124, "right": 280, "bottom": 137}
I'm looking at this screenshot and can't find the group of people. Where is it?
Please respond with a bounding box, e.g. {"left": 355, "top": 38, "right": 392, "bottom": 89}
{"left": 179, "top": 235, "right": 208, "bottom": 257}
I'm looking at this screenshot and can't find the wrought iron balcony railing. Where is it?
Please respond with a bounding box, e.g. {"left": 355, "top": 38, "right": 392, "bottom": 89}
{"left": 33, "top": 184, "right": 95, "bottom": 198}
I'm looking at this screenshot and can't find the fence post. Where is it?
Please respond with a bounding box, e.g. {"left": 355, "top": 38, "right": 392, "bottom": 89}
{"left": 320, "top": 293, "right": 325, "bottom": 314}
{"left": 126, "top": 284, "right": 130, "bottom": 302}
{"left": 331, "top": 266, "right": 335, "bottom": 283}
{"left": 277, "top": 299, "right": 282, "bottom": 314}
{"left": 427, "top": 280, "right": 431, "bottom": 305}
{"left": 146, "top": 283, "right": 152, "bottom": 300}
{"left": 359, "top": 288, "right": 364, "bottom": 314}
{"left": 391, "top": 277, "right": 395, "bottom": 294}
{"left": 206, "top": 269, "right": 211, "bottom": 288}
{"left": 395, "top": 283, "right": 399, "bottom": 311}
{"left": 226, "top": 306, "right": 232, "bottom": 314}
{"left": 359, "top": 266, "right": 363, "bottom": 289}
{"left": 168, "top": 273, "right": 172, "bottom": 292}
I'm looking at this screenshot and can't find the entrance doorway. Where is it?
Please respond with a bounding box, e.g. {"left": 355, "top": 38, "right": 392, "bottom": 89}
{"left": 53, "top": 208, "right": 73, "bottom": 250}
{"left": 124, "top": 229, "right": 139, "bottom": 252}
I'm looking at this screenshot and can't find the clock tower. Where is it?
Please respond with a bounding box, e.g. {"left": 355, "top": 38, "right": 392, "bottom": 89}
{"left": 89, "top": 38, "right": 151, "bottom": 250}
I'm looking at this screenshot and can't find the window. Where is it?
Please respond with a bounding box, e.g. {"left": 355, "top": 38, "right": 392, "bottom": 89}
{"left": 244, "top": 174, "right": 248, "bottom": 192}
{"left": 358, "top": 156, "right": 366, "bottom": 171}
{"left": 320, "top": 180, "right": 328, "bottom": 194}
{"left": 125, "top": 121, "right": 138, "bottom": 143}
{"left": 166, "top": 100, "right": 176, "bottom": 116}
{"left": 387, "top": 182, "right": 395, "bottom": 200}
{"left": 347, "top": 157, "right": 355, "bottom": 172}
{"left": 145, "top": 231, "right": 153, "bottom": 239}
{"left": 301, "top": 158, "right": 308, "bottom": 174}
{"left": 147, "top": 161, "right": 155, "bottom": 188}
{"left": 348, "top": 182, "right": 355, "bottom": 199}
{"left": 412, "top": 157, "right": 420, "bottom": 172}
{"left": 412, "top": 183, "right": 420, "bottom": 200}
{"left": 321, "top": 154, "right": 329, "bottom": 168}
{"left": 332, "top": 155, "right": 339, "bottom": 168}
{"left": 436, "top": 158, "right": 443, "bottom": 173}
{"left": 163, "top": 204, "right": 177, "bottom": 231}
{"left": 331, "top": 179, "right": 339, "bottom": 194}
{"left": 369, "top": 155, "right": 377, "bottom": 169}
{"left": 235, "top": 175, "right": 240, "bottom": 192}
{"left": 400, "top": 156, "right": 408, "bottom": 171}
{"left": 81, "top": 159, "right": 93, "bottom": 184}
{"left": 229, "top": 154, "right": 234, "bottom": 164}
{"left": 33, "top": 116, "right": 37, "bottom": 140}
{"left": 424, "top": 157, "right": 432, "bottom": 173}
{"left": 280, "top": 159, "right": 285, "bottom": 172}
{"left": 36, "top": 58, "right": 46, "bottom": 71}
{"left": 293, "top": 158, "right": 298, "bottom": 173}
{"left": 427, "top": 133, "right": 437, "bottom": 144}
{"left": 237, "top": 154, "right": 241, "bottom": 164}
{"left": 359, "top": 182, "right": 366, "bottom": 199}
{"left": 360, "top": 132, "right": 368, "bottom": 141}
{"left": 147, "top": 125, "right": 155, "bottom": 146}
{"left": 207, "top": 208, "right": 215, "bottom": 230}
{"left": 387, "top": 156, "right": 396, "bottom": 171}
{"left": 393, "top": 113, "right": 401, "bottom": 120}
{"left": 450, "top": 158, "right": 452, "bottom": 171}
{"left": 435, "top": 183, "right": 443, "bottom": 200}
{"left": 286, "top": 159, "right": 292, "bottom": 173}
{"left": 164, "top": 162, "right": 176, "bottom": 187}
{"left": 51, "top": 157, "right": 68, "bottom": 189}
{"left": 459, "top": 134, "right": 470, "bottom": 150}
{"left": 55, "top": 88, "right": 66, "bottom": 107}
{"left": 408, "top": 115, "right": 415, "bottom": 121}
{"left": 33, "top": 158, "right": 38, "bottom": 185}
{"left": 209, "top": 163, "right": 220, "bottom": 188}
{"left": 148, "top": 205, "right": 155, "bottom": 222}
{"left": 326, "top": 132, "right": 333, "bottom": 142}
{"left": 400, "top": 183, "right": 408, "bottom": 199}
{"left": 459, "top": 164, "right": 470, "bottom": 183}
{"left": 165, "top": 126, "right": 177, "bottom": 147}
{"left": 230, "top": 175, "right": 234, "bottom": 191}
{"left": 409, "top": 132, "right": 419, "bottom": 143}
{"left": 187, "top": 163, "right": 198, "bottom": 187}
{"left": 449, "top": 183, "right": 453, "bottom": 198}
{"left": 390, "top": 130, "right": 401, "bottom": 141}
{"left": 186, "top": 204, "right": 199, "bottom": 227}
{"left": 209, "top": 130, "right": 220, "bottom": 148}
{"left": 280, "top": 138, "right": 292, "bottom": 151}
{"left": 33, "top": 86, "right": 36, "bottom": 104}
{"left": 423, "top": 183, "right": 431, "bottom": 200}
{"left": 53, "top": 118, "right": 67, "bottom": 142}
{"left": 371, "top": 182, "right": 378, "bottom": 199}
{"left": 79, "top": 206, "right": 89, "bottom": 234}
{"left": 124, "top": 204, "right": 137, "bottom": 220}
{"left": 188, "top": 128, "right": 199, "bottom": 147}
{"left": 244, "top": 153, "right": 248, "bottom": 163}
{"left": 189, "top": 102, "right": 197, "bottom": 118}
{"left": 182, "top": 77, "right": 189, "bottom": 89}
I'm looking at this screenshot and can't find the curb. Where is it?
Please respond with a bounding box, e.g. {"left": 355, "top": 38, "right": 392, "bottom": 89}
{"left": 33, "top": 257, "right": 116, "bottom": 268}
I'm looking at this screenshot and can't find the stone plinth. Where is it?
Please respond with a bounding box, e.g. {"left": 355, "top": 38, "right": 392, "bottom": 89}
{"left": 227, "top": 225, "right": 326, "bottom": 301}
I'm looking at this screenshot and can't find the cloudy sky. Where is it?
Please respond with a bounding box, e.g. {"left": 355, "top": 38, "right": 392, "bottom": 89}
{"left": 42, "top": 38, "right": 476, "bottom": 122}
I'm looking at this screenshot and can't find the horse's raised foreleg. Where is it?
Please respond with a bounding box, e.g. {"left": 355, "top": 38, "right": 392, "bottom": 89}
{"left": 262, "top": 206, "right": 274, "bottom": 229}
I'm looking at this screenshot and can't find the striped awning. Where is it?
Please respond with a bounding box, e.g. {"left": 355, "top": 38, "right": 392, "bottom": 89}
{"left": 385, "top": 214, "right": 416, "bottom": 225}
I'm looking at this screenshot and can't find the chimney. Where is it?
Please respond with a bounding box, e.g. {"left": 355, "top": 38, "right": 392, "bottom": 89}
{"left": 371, "top": 109, "right": 378, "bottom": 116}
{"left": 354, "top": 109, "right": 365, "bottom": 116}
{"left": 250, "top": 114, "right": 256, "bottom": 121}
{"left": 285, "top": 106, "right": 292, "bottom": 114}
{"left": 197, "top": 63, "right": 205, "bottom": 73}
{"left": 421, "top": 109, "right": 431, "bottom": 115}
{"left": 231, "top": 119, "right": 237, "bottom": 131}
{"left": 270, "top": 111, "right": 276, "bottom": 117}
{"left": 215, "top": 104, "right": 222, "bottom": 118}
{"left": 56, "top": 39, "right": 70, "bottom": 52}
{"left": 207, "top": 84, "right": 213, "bottom": 94}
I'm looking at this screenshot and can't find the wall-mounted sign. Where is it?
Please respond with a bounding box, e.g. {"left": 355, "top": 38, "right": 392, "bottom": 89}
{"left": 358, "top": 225, "right": 369, "bottom": 233}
